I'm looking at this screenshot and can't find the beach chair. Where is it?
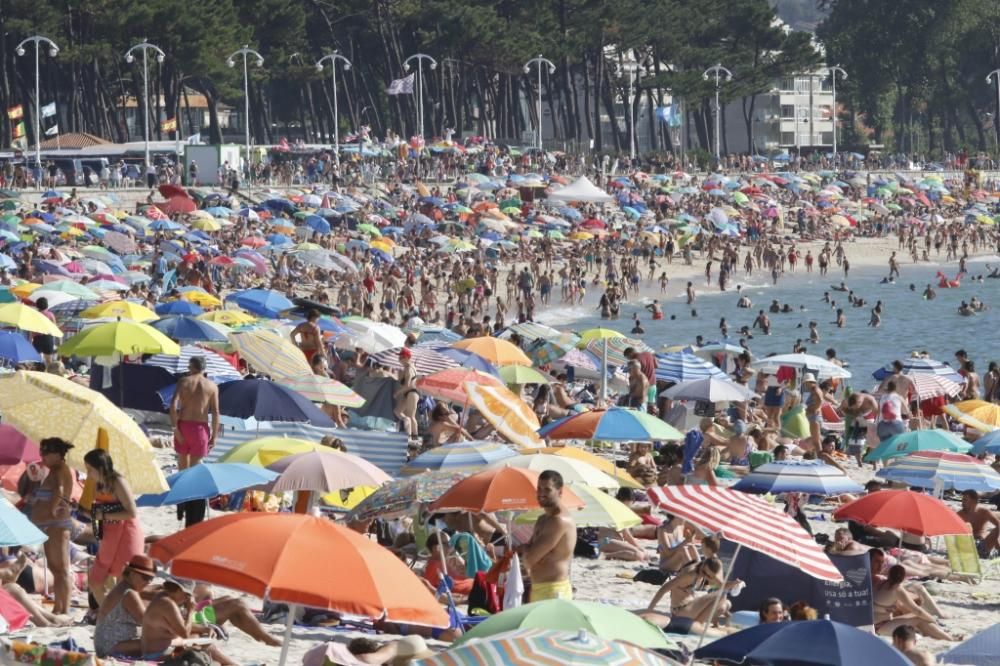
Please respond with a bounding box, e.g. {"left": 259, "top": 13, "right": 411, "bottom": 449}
{"left": 944, "top": 533, "right": 1000, "bottom": 582}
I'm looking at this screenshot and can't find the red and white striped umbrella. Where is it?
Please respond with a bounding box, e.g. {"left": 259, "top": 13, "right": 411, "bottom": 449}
{"left": 907, "top": 373, "right": 963, "bottom": 401}
{"left": 370, "top": 346, "right": 460, "bottom": 375}
{"left": 647, "top": 485, "right": 842, "bottom": 581}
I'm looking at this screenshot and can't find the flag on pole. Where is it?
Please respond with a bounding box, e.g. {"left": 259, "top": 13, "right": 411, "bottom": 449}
{"left": 45, "top": 125, "right": 59, "bottom": 136}
{"left": 40, "top": 102, "right": 56, "bottom": 118}
{"left": 6, "top": 105, "right": 23, "bottom": 120}
{"left": 161, "top": 117, "right": 177, "bottom": 132}
{"left": 386, "top": 73, "right": 415, "bottom": 95}
{"left": 656, "top": 105, "right": 682, "bottom": 128}
{"left": 12, "top": 122, "right": 25, "bottom": 139}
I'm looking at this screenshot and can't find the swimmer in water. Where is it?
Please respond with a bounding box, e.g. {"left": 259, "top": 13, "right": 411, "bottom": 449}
{"left": 646, "top": 300, "right": 664, "bottom": 320}
{"left": 834, "top": 308, "right": 845, "bottom": 328}
{"left": 631, "top": 317, "right": 646, "bottom": 335}
{"left": 808, "top": 321, "right": 819, "bottom": 343}
{"left": 737, "top": 294, "right": 752, "bottom": 308}
{"left": 923, "top": 284, "right": 936, "bottom": 300}
{"left": 868, "top": 308, "right": 881, "bottom": 327}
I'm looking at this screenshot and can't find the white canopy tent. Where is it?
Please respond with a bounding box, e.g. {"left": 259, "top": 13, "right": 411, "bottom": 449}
{"left": 547, "top": 175, "right": 614, "bottom": 203}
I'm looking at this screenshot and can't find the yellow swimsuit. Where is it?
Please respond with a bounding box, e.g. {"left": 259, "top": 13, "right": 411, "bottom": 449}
{"left": 529, "top": 579, "right": 573, "bottom": 602}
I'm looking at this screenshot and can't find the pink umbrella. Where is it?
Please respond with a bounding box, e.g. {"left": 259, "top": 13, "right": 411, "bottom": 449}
{"left": 92, "top": 273, "right": 126, "bottom": 284}
{"left": 266, "top": 450, "right": 391, "bottom": 494}
{"left": 0, "top": 425, "right": 40, "bottom": 465}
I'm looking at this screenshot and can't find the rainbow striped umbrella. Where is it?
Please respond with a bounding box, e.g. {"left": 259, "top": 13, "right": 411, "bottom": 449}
{"left": 273, "top": 374, "right": 365, "bottom": 408}
{"left": 416, "top": 628, "right": 680, "bottom": 666}
{"left": 876, "top": 451, "right": 1000, "bottom": 492}
{"left": 370, "top": 346, "right": 459, "bottom": 375}
{"left": 538, "top": 407, "right": 683, "bottom": 442}
{"left": 584, "top": 336, "right": 652, "bottom": 367}
{"left": 229, "top": 329, "right": 311, "bottom": 378}
{"left": 401, "top": 440, "right": 519, "bottom": 476}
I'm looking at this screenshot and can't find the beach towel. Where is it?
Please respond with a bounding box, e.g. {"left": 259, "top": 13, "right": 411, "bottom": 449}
{"left": 450, "top": 532, "right": 493, "bottom": 577}
{"left": 502, "top": 553, "right": 525, "bottom": 610}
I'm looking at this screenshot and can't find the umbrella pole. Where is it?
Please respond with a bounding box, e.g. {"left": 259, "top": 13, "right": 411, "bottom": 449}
{"left": 599, "top": 338, "right": 608, "bottom": 407}
{"left": 276, "top": 602, "right": 297, "bottom": 666}
{"left": 694, "top": 542, "right": 741, "bottom": 652}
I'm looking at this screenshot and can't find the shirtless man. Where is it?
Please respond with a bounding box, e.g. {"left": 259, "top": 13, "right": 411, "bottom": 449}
{"left": 169, "top": 356, "right": 221, "bottom": 470}
{"left": 891, "top": 625, "right": 934, "bottom": 666}
{"left": 291, "top": 309, "right": 324, "bottom": 362}
{"left": 141, "top": 577, "right": 235, "bottom": 664}
{"left": 879, "top": 360, "right": 914, "bottom": 403}
{"left": 521, "top": 470, "right": 576, "bottom": 602}
{"left": 957, "top": 489, "right": 1000, "bottom": 558}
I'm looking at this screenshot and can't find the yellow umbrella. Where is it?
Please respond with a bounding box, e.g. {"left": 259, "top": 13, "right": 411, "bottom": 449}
{"left": 10, "top": 283, "right": 41, "bottom": 299}
{"left": 321, "top": 485, "right": 378, "bottom": 510}
{"left": 945, "top": 400, "right": 1000, "bottom": 432}
{"left": 229, "top": 329, "right": 311, "bottom": 377}
{"left": 464, "top": 382, "right": 543, "bottom": 449}
{"left": 0, "top": 302, "right": 63, "bottom": 336}
{"left": 191, "top": 218, "right": 222, "bottom": 232}
{"left": 217, "top": 436, "right": 327, "bottom": 467}
{"left": 198, "top": 309, "right": 255, "bottom": 325}
{"left": 58, "top": 319, "right": 180, "bottom": 357}
{"left": 181, "top": 291, "right": 222, "bottom": 308}
{"left": 522, "top": 446, "right": 643, "bottom": 489}
{"left": 0, "top": 371, "right": 167, "bottom": 494}
{"left": 452, "top": 336, "right": 532, "bottom": 367}
{"left": 80, "top": 300, "right": 158, "bottom": 322}
{"left": 515, "top": 483, "right": 640, "bottom": 530}
{"left": 577, "top": 327, "right": 626, "bottom": 346}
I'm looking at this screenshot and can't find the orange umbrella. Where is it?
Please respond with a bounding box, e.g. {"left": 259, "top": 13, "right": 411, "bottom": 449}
{"left": 416, "top": 367, "right": 505, "bottom": 403}
{"left": 151, "top": 513, "right": 448, "bottom": 665}
{"left": 452, "top": 336, "right": 531, "bottom": 367}
{"left": 429, "top": 467, "right": 583, "bottom": 513}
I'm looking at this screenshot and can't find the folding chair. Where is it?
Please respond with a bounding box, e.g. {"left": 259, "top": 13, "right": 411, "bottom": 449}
{"left": 944, "top": 533, "right": 1000, "bottom": 583}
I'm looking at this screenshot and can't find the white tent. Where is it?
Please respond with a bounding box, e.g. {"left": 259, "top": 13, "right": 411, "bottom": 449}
{"left": 547, "top": 175, "right": 614, "bottom": 203}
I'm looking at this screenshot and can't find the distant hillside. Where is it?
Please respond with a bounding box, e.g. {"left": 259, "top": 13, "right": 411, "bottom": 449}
{"left": 770, "top": 0, "right": 829, "bottom": 32}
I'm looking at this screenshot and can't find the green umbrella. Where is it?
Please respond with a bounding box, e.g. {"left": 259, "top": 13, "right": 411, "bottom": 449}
{"left": 0, "top": 215, "right": 18, "bottom": 228}
{"left": 864, "top": 429, "right": 971, "bottom": 462}
{"left": 498, "top": 365, "right": 551, "bottom": 385}
{"left": 58, "top": 320, "right": 181, "bottom": 357}
{"left": 0, "top": 201, "right": 17, "bottom": 211}
{"left": 454, "top": 600, "right": 678, "bottom": 650}
{"left": 356, "top": 223, "right": 382, "bottom": 237}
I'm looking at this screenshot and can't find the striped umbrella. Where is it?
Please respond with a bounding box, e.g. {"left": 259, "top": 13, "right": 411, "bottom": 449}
{"left": 876, "top": 451, "right": 1000, "bottom": 492}
{"left": 538, "top": 407, "right": 683, "bottom": 442}
{"left": 416, "top": 368, "right": 505, "bottom": 403}
{"left": 370, "top": 346, "right": 460, "bottom": 375}
{"left": 229, "top": 329, "right": 311, "bottom": 378}
{"left": 416, "top": 628, "right": 681, "bottom": 666}
{"left": 558, "top": 349, "right": 599, "bottom": 371}
{"left": 648, "top": 485, "right": 843, "bottom": 581}
{"left": 347, "top": 470, "right": 472, "bottom": 521}
{"left": 907, "top": 373, "right": 963, "bottom": 400}
{"left": 527, "top": 338, "right": 575, "bottom": 367}
{"left": 872, "top": 357, "right": 963, "bottom": 384}
{"left": 401, "top": 440, "right": 519, "bottom": 476}
{"left": 273, "top": 374, "right": 365, "bottom": 408}
{"left": 145, "top": 345, "right": 242, "bottom": 381}
{"left": 584, "top": 336, "right": 652, "bottom": 367}
{"left": 732, "top": 460, "right": 865, "bottom": 496}
{"left": 655, "top": 351, "right": 727, "bottom": 383}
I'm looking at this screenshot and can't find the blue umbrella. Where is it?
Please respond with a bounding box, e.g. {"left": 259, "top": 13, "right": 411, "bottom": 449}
{"left": 137, "top": 463, "right": 277, "bottom": 507}
{"left": 732, "top": 460, "right": 864, "bottom": 496}
{"left": 433, "top": 346, "right": 501, "bottom": 377}
{"left": 155, "top": 300, "right": 205, "bottom": 316}
{"left": 150, "top": 316, "right": 229, "bottom": 343}
{"left": 655, "top": 351, "right": 728, "bottom": 383}
{"left": 217, "top": 379, "right": 336, "bottom": 427}
{"left": 0, "top": 498, "right": 46, "bottom": 546}
{"left": 971, "top": 430, "right": 1000, "bottom": 456}
{"left": 694, "top": 619, "right": 911, "bottom": 666}
{"left": 304, "top": 215, "right": 331, "bottom": 234}
{"left": 225, "top": 289, "right": 294, "bottom": 318}
{"left": 0, "top": 331, "right": 42, "bottom": 364}
{"left": 149, "top": 219, "right": 182, "bottom": 231}
{"left": 939, "top": 622, "right": 1000, "bottom": 665}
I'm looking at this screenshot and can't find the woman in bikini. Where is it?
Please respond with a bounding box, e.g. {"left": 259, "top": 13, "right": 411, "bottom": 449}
{"left": 392, "top": 348, "right": 420, "bottom": 441}
{"left": 427, "top": 402, "right": 472, "bottom": 448}
{"left": 31, "top": 437, "right": 76, "bottom": 615}
{"left": 639, "top": 556, "right": 738, "bottom": 635}
{"left": 873, "top": 565, "right": 958, "bottom": 641}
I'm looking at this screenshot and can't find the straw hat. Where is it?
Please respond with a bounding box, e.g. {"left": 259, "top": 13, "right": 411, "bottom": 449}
{"left": 802, "top": 372, "right": 817, "bottom": 385}
{"left": 390, "top": 635, "right": 435, "bottom": 664}
{"left": 125, "top": 554, "right": 157, "bottom": 578}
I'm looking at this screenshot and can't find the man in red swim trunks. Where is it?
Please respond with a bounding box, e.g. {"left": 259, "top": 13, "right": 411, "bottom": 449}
{"left": 291, "top": 308, "right": 324, "bottom": 362}
{"left": 169, "top": 356, "right": 220, "bottom": 470}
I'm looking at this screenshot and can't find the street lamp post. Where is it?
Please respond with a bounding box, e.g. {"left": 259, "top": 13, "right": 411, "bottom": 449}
{"left": 825, "top": 66, "right": 847, "bottom": 160}
{"left": 15, "top": 35, "right": 59, "bottom": 181}
{"left": 227, "top": 45, "right": 265, "bottom": 184}
{"left": 703, "top": 64, "right": 733, "bottom": 166}
{"left": 124, "top": 40, "right": 166, "bottom": 177}
{"left": 619, "top": 62, "right": 640, "bottom": 159}
{"left": 316, "top": 51, "right": 352, "bottom": 165}
{"left": 988, "top": 70, "right": 1000, "bottom": 153}
{"left": 523, "top": 55, "right": 556, "bottom": 151}
{"left": 403, "top": 53, "right": 437, "bottom": 140}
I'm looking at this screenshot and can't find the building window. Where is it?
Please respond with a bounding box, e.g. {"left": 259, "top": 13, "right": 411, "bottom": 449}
{"left": 780, "top": 77, "right": 795, "bottom": 92}
{"left": 780, "top": 105, "right": 795, "bottom": 119}
{"left": 821, "top": 132, "right": 834, "bottom": 145}
{"left": 780, "top": 132, "right": 795, "bottom": 145}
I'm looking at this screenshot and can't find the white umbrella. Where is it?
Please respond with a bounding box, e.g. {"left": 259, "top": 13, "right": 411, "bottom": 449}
{"left": 664, "top": 377, "right": 752, "bottom": 402}
{"left": 751, "top": 353, "right": 851, "bottom": 380}
{"left": 335, "top": 319, "right": 407, "bottom": 354}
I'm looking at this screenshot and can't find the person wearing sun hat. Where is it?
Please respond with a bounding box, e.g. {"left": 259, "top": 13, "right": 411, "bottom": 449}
{"left": 141, "top": 575, "right": 236, "bottom": 665}
{"left": 93, "top": 555, "right": 158, "bottom": 657}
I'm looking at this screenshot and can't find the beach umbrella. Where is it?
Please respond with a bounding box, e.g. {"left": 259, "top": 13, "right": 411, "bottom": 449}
{"left": 138, "top": 463, "right": 279, "bottom": 507}
{"left": 0, "top": 331, "right": 42, "bottom": 364}
{"left": 369, "top": 346, "right": 459, "bottom": 375}
{"left": 864, "top": 428, "right": 971, "bottom": 462}
{"left": 150, "top": 513, "right": 449, "bottom": 666}
{"left": 150, "top": 315, "right": 228, "bottom": 343}
{"left": 432, "top": 346, "right": 500, "bottom": 376}
{"left": 348, "top": 470, "right": 472, "bottom": 522}
{"left": 29, "top": 281, "right": 99, "bottom": 302}
{"left": 228, "top": 329, "right": 312, "bottom": 378}
{"left": 906, "top": 373, "right": 964, "bottom": 400}
{"left": 498, "top": 365, "right": 551, "bottom": 385}
{"left": 516, "top": 483, "right": 640, "bottom": 530}
{"left": 490, "top": 453, "right": 621, "bottom": 489}
{"left": 0, "top": 497, "right": 46, "bottom": 546}
{"left": 577, "top": 327, "right": 626, "bottom": 346}
{"left": 416, "top": 368, "right": 505, "bottom": 403}
{"left": 465, "top": 382, "right": 544, "bottom": 449}
{"left": 217, "top": 379, "right": 336, "bottom": 427}
{"left": 145, "top": 344, "right": 242, "bottom": 381}
{"left": 335, "top": 319, "right": 407, "bottom": 354}
{"left": 198, "top": 309, "right": 256, "bottom": 326}
{"left": 455, "top": 600, "right": 674, "bottom": 650}
{"left": 226, "top": 289, "right": 294, "bottom": 318}
{"left": 521, "top": 447, "right": 642, "bottom": 488}
{"left": 505, "top": 322, "right": 576, "bottom": 344}
{"left": 945, "top": 400, "right": 1000, "bottom": 431}
{"left": 273, "top": 373, "right": 366, "bottom": 408}
{"left": 939, "top": 622, "right": 1000, "bottom": 665}
{"left": 970, "top": 430, "right": 1000, "bottom": 456}
{"left": 0, "top": 302, "right": 63, "bottom": 336}
{"left": 751, "top": 352, "right": 852, "bottom": 380}
{"left": 58, "top": 319, "right": 180, "bottom": 357}
{"left": 0, "top": 425, "right": 40, "bottom": 465}
{"left": 0, "top": 371, "right": 167, "bottom": 493}
{"left": 217, "top": 437, "right": 327, "bottom": 467}
{"left": 875, "top": 451, "right": 1000, "bottom": 493}
{"left": 584, "top": 336, "right": 651, "bottom": 367}
{"left": 655, "top": 352, "right": 727, "bottom": 383}
{"left": 663, "top": 377, "right": 751, "bottom": 402}
{"left": 731, "top": 460, "right": 864, "bottom": 496}
{"left": 693, "top": 619, "right": 910, "bottom": 666}
{"left": 180, "top": 290, "right": 223, "bottom": 308}
{"left": 265, "top": 450, "right": 391, "bottom": 494}
{"left": 648, "top": 485, "right": 842, "bottom": 581}
{"left": 453, "top": 336, "right": 532, "bottom": 367}
{"left": 420, "top": 628, "right": 679, "bottom": 666}
{"left": 538, "top": 407, "right": 683, "bottom": 442}
{"left": 430, "top": 467, "right": 583, "bottom": 513}
{"left": 871, "top": 357, "right": 963, "bottom": 384}
{"left": 832, "top": 489, "right": 971, "bottom": 537}
{"left": 401, "top": 441, "right": 519, "bottom": 476}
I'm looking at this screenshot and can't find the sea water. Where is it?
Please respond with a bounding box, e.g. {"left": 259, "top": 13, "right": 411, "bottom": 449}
{"left": 534, "top": 255, "right": 1000, "bottom": 385}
